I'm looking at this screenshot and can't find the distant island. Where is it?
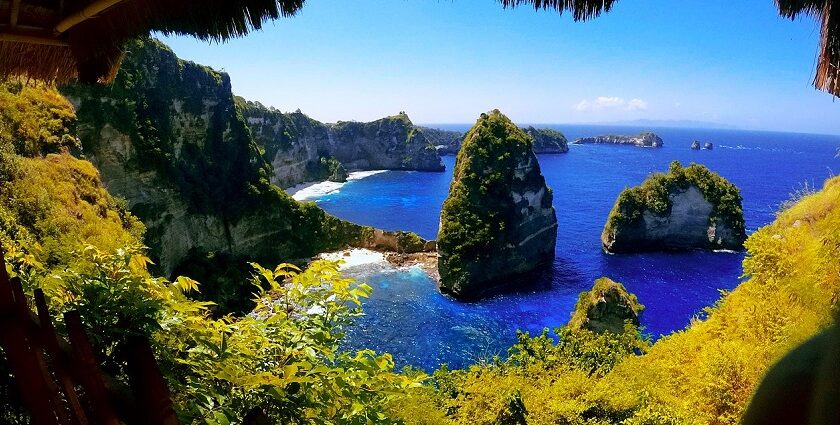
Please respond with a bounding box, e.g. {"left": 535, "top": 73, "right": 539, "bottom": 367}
{"left": 424, "top": 125, "right": 569, "bottom": 155}
{"left": 573, "top": 132, "right": 663, "bottom": 147}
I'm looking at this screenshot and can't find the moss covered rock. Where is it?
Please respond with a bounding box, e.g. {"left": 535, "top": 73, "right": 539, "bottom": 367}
{"left": 568, "top": 278, "right": 644, "bottom": 334}
{"left": 602, "top": 161, "right": 746, "bottom": 252}
{"left": 437, "top": 110, "right": 557, "bottom": 299}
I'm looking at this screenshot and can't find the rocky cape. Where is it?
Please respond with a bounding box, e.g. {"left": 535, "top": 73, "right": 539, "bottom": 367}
{"left": 61, "top": 38, "right": 432, "bottom": 312}
{"left": 574, "top": 132, "right": 663, "bottom": 147}
{"left": 437, "top": 110, "right": 558, "bottom": 299}
{"left": 240, "top": 103, "right": 445, "bottom": 188}
{"left": 427, "top": 125, "right": 569, "bottom": 155}
{"left": 602, "top": 161, "right": 746, "bottom": 253}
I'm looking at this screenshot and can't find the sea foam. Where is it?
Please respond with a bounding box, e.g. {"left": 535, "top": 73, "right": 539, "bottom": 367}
{"left": 287, "top": 170, "right": 389, "bottom": 201}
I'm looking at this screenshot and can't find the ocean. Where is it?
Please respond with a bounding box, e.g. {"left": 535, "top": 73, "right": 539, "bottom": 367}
{"left": 296, "top": 125, "right": 840, "bottom": 371}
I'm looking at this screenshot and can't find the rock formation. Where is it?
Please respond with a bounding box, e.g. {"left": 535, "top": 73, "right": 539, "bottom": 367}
{"left": 602, "top": 161, "right": 746, "bottom": 252}
{"left": 703, "top": 142, "right": 714, "bottom": 150}
{"left": 240, "top": 102, "right": 444, "bottom": 189}
{"left": 61, "top": 38, "right": 431, "bottom": 312}
{"left": 574, "top": 132, "right": 663, "bottom": 147}
{"left": 691, "top": 140, "right": 701, "bottom": 150}
{"left": 437, "top": 110, "right": 558, "bottom": 299}
{"left": 426, "top": 125, "right": 569, "bottom": 155}
{"left": 568, "top": 278, "right": 644, "bottom": 334}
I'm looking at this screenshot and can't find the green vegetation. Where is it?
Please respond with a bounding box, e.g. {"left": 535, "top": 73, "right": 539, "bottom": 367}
{"left": 3, "top": 55, "right": 839, "bottom": 424}
{"left": 0, "top": 80, "right": 78, "bottom": 157}
{"left": 437, "top": 110, "right": 537, "bottom": 293}
{"left": 605, "top": 161, "right": 746, "bottom": 239}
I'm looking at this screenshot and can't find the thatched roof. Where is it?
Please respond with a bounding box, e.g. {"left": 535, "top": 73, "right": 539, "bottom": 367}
{"left": 776, "top": 0, "right": 840, "bottom": 96}
{"left": 0, "top": 0, "right": 304, "bottom": 83}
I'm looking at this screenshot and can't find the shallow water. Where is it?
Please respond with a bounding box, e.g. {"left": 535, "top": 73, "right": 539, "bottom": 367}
{"left": 305, "top": 125, "right": 840, "bottom": 370}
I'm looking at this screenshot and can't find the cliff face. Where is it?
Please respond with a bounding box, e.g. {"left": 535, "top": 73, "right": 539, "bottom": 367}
{"left": 60, "top": 38, "right": 432, "bottom": 313}
{"left": 437, "top": 110, "right": 558, "bottom": 299}
{"left": 574, "top": 132, "right": 663, "bottom": 147}
{"left": 568, "top": 278, "right": 644, "bottom": 334}
{"left": 602, "top": 161, "right": 746, "bottom": 253}
{"left": 239, "top": 101, "right": 444, "bottom": 188}
{"left": 426, "top": 126, "right": 569, "bottom": 155}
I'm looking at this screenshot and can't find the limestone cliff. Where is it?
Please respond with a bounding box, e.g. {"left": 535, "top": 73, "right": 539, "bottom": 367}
{"left": 568, "top": 278, "right": 644, "bottom": 334}
{"left": 574, "top": 132, "right": 663, "bottom": 147}
{"left": 61, "top": 38, "right": 431, "bottom": 313}
{"left": 437, "top": 110, "right": 558, "bottom": 299}
{"left": 602, "top": 161, "right": 746, "bottom": 253}
{"left": 239, "top": 101, "right": 444, "bottom": 188}
{"left": 429, "top": 125, "right": 569, "bottom": 155}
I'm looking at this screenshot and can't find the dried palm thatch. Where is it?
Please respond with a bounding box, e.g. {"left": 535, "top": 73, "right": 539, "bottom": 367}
{"left": 0, "top": 0, "right": 305, "bottom": 84}
{"left": 498, "top": 0, "right": 617, "bottom": 21}
{"left": 777, "top": 0, "right": 840, "bottom": 96}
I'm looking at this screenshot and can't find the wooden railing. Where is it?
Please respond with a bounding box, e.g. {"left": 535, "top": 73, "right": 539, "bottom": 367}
{"left": 0, "top": 248, "right": 180, "bottom": 425}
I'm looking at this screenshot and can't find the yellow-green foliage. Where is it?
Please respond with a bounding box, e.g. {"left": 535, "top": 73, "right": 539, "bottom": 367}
{"left": 0, "top": 82, "right": 143, "bottom": 277}
{"left": 0, "top": 81, "right": 78, "bottom": 157}
{"left": 398, "top": 176, "right": 840, "bottom": 425}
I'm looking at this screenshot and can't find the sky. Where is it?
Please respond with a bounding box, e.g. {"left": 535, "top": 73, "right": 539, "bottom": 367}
{"left": 158, "top": 0, "right": 840, "bottom": 134}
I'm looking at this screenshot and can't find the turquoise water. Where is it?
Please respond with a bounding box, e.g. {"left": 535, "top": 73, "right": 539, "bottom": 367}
{"left": 307, "top": 125, "right": 840, "bottom": 370}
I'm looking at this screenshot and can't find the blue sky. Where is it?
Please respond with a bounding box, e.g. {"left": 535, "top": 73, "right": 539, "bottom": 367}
{"left": 158, "top": 0, "right": 840, "bottom": 134}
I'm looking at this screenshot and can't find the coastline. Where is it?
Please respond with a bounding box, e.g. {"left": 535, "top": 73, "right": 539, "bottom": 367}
{"left": 317, "top": 248, "right": 439, "bottom": 281}
{"left": 286, "top": 170, "right": 389, "bottom": 201}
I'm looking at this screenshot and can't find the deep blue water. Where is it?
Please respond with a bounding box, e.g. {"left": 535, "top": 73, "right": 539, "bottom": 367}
{"left": 306, "top": 125, "right": 840, "bottom": 370}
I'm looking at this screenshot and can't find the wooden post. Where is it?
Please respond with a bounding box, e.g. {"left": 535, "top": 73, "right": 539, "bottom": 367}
{"left": 64, "top": 311, "right": 120, "bottom": 425}
{"left": 125, "top": 336, "right": 179, "bottom": 425}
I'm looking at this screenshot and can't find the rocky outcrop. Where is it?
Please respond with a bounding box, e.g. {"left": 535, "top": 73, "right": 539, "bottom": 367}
{"left": 703, "top": 142, "right": 714, "bottom": 150}
{"left": 61, "top": 39, "right": 431, "bottom": 314}
{"left": 437, "top": 110, "right": 558, "bottom": 299}
{"left": 691, "top": 140, "right": 701, "bottom": 150}
{"left": 574, "top": 132, "right": 663, "bottom": 147}
{"left": 426, "top": 126, "right": 569, "bottom": 155}
{"left": 602, "top": 161, "right": 746, "bottom": 252}
{"left": 240, "top": 102, "right": 444, "bottom": 188}
{"left": 568, "top": 278, "right": 644, "bottom": 334}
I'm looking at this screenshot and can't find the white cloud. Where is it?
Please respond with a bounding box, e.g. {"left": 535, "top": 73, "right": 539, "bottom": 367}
{"left": 573, "top": 96, "right": 649, "bottom": 112}
{"left": 627, "top": 98, "right": 648, "bottom": 111}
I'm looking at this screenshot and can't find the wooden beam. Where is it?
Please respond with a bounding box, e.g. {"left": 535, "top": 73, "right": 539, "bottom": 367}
{"left": 0, "top": 32, "right": 69, "bottom": 46}
{"left": 9, "top": 0, "right": 19, "bottom": 26}
{"left": 54, "top": 0, "right": 128, "bottom": 34}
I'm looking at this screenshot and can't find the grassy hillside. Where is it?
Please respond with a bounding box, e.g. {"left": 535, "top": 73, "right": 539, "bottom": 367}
{"left": 397, "top": 175, "right": 840, "bottom": 424}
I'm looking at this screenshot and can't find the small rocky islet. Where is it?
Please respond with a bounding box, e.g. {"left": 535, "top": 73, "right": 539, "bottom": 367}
{"left": 601, "top": 161, "right": 747, "bottom": 253}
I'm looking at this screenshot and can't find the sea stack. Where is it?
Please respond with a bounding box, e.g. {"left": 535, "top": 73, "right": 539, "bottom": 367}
{"left": 568, "top": 278, "right": 644, "bottom": 334}
{"left": 691, "top": 140, "right": 701, "bottom": 150}
{"left": 437, "top": 110, "right": 558, "bottom": 299}
{"left": 703, "top": 142, "right": 714, "bottom": 150}
{"left": 602, "top": 161, "right": 746, "bottom": 252}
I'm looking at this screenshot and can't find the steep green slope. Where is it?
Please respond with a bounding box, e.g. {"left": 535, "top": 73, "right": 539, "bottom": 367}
{"left": 401, "top": 175, "right": 840, "bottom": 424}
{"left": 61, "top": 39, "right": 379, "bottom": 313}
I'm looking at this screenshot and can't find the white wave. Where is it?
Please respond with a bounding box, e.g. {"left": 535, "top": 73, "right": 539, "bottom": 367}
{"left": 712, "top": 249, "right": 740, "bottom": 254}
{"left": 318, "top": 248, "right": 389, "bottom": 270}
{"left": 287, "top": 170, "right": 389, "bottom": 201}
